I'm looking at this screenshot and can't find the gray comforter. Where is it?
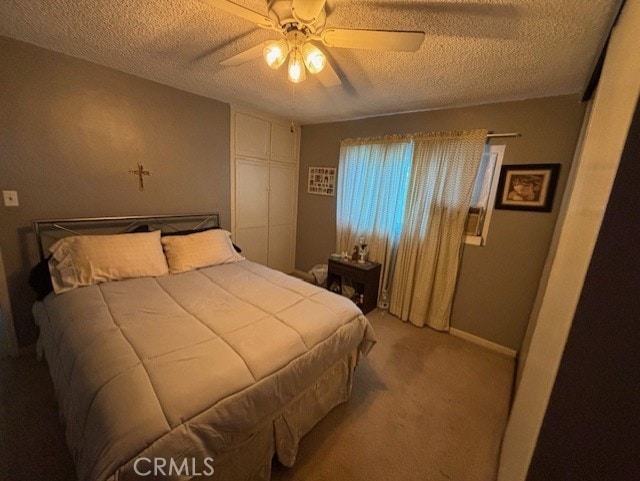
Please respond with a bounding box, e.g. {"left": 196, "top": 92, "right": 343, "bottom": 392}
{"left": 37, "top": 260, "right": 375, "bottom": 480}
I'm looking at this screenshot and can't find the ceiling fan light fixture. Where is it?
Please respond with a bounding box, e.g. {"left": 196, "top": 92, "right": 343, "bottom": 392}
{"left": 301, "top": 43, "right": 326, "bottom": 74}
{"left": 287, "top": 49, "right": 306, "bottom": 83}
{"left": 263, "top": 39, "right": 289, "bottom": 69}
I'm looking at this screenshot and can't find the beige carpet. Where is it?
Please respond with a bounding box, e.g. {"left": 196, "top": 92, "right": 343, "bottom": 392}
{"left": 0, "top": 310, "right": 513, "bottom": 481}
{"left": 272, "top": 310, "right": 514, "bottom": 481}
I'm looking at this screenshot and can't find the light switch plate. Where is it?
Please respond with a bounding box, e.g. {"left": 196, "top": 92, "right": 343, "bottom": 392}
{"left": 2, "top": 190, "right": 19, "bottom": 207}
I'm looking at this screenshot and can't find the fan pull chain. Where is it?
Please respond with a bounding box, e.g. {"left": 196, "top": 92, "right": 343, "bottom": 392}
{"left": 290, "top": 82, "right": 296, "bottom": 133}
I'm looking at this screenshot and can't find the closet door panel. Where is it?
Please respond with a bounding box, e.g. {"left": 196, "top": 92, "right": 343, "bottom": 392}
{"left": 236, "top": 159, "right": 269, "bottom": 227}
{"left": 270, "top": 123, "right": 296, "bottom": 163}
{"left": 268, "top": 224, "right": 294, "bottom": 273}
{"left": 269, "top": 163, "right": 297, "bottom": 226}
{"left": 235, "top": 158, "right": 269, "bottom": 264}
{"left": 235, "top": 113, "right": 270, "bottom": 159}
{"left": 236, "top": 227, "right": 268, "bottom": 265}
{"left": 268, "top": 163, "right": 296, "bottom": 272}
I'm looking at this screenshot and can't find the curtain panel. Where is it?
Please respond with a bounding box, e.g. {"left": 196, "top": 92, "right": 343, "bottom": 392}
{"left": 390, "top": 129, "right": 488, "bottom": 330}
{"left": 336, "top": 136, "right": 412, "bottom": 291}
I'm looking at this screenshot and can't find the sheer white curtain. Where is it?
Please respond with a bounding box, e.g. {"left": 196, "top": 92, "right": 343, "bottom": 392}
{"left": 336, "top": 136, "right": 412, "bottom": 290}
{"left": 390, "top": 129, "right": 488, "bottom": 330}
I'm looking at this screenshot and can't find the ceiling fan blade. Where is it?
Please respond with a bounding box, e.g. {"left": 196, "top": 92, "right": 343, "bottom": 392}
{"left": 320, "top": 28, "right": 425, "bottom": 52}
{"left": 200, "top": 0, "right": 278, "bottom": 30}
{"left": 316, "top": 59, "right": 341, "bottom": 88}
{"left": 220, "top": 40, "right": 273, "bottom": 66}
{"left": 291, "top": 0, "right": 326, "bottom": 24}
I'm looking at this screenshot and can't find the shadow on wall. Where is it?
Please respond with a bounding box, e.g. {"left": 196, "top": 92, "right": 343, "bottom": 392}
{"left": 1, "top": 244, "right": 16, "bottom": 357}
{"left": 9, "top": 227, "right": 41, "bottom": 345}
{"left": 0, "top": 311, "right": 8, "bottom": 358}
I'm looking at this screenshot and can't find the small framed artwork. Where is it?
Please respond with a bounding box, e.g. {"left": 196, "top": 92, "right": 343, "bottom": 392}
{"left": 495, "top": 163, "right": 560, "bottom": 212}
{"left": 308, "top": 166, "right": 336, "bottom": 196}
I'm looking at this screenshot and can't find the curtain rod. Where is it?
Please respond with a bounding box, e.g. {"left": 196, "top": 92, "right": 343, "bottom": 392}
{"left": 341, "top": 131, "right": 521, "bottom": 144}
{"left": 487, "top": 132, "right": 521, "bottom": 138}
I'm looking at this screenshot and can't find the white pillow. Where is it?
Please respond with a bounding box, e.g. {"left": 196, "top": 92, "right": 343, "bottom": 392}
{"left": 48, "top": 230, "right": 169, "bottom": 294}
{"left": 161, "top": 229, "right": 244, "bottom": 274}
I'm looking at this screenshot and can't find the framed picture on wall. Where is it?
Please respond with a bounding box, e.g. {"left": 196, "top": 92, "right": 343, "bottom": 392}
{"left": 495, "top": 163, "right": 560, "bottom": 212}
{"left": 308, "top": 166, "right": 336, "bottom": 196}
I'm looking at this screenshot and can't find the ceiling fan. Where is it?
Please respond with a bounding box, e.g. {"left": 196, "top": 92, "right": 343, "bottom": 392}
{"left": 201, "top": 0, "right": 425, "bottom": 87}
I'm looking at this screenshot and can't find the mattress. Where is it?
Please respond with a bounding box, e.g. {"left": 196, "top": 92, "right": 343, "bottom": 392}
{"left": 35, "top": 260, "right": 375, "bottom": 481}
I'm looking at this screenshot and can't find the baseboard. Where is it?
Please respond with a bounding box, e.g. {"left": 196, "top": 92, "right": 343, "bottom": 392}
{"left": 450, "top": 328, "right": 517, "bottom": 358}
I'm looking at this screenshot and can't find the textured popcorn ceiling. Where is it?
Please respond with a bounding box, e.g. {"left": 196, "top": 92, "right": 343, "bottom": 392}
{"left": 0, "top": 0, "right": 620, "bottom": 124}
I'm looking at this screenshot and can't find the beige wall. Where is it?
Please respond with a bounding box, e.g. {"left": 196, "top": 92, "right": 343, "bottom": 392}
{"left": 0, "top": 37, "right": 231, "bottom": 346}
{"left": 296, "top": 96, "right": 586, "bottom": 351}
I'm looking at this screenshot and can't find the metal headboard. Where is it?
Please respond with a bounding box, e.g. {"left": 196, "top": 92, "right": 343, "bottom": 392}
{"left": 32, "top": 213, "right": 220, "bottom": 261}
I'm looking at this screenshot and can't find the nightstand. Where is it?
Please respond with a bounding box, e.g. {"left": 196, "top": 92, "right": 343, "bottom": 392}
{"left": 326, "top": 258, "right": 381, "bottom": 314}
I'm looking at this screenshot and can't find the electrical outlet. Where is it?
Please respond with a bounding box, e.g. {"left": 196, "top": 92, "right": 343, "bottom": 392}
{"left": 2, "top": 190, "right": 19, "bottom": 207}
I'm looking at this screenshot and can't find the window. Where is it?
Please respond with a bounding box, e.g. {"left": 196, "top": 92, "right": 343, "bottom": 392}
{"left": 336, "top": 140, "right": 413, "bottom": 255}
{"left": 337, "top": 138, "right": 503, "bottom": 256}
{"left": 337, "top": 130, "right": 491, "bottom": 328}
{"left": 464, "top": 144, "right": 505, "bottom": 246}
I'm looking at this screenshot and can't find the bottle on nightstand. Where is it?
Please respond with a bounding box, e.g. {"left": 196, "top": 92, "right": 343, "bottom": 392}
{"left": 357, "top": 236, "right": 368, "bottom": 263}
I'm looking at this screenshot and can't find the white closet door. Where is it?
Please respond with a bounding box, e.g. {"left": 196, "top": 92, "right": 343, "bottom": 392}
{"left": 235, "top": 158, "right": 269, "bottom": 265}
{"left": 270, "top": 123, "right": 296, "bottom": 164}
{"left": 268, "top": 162, "right": 297, "bottom": 272}
{"left": 235, "top": 113, "right": 270, "bottom": 159}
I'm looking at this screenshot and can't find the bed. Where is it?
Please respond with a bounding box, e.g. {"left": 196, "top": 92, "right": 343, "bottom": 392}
{"left": 31, "top": 213, "right": 376, "bottom": 481}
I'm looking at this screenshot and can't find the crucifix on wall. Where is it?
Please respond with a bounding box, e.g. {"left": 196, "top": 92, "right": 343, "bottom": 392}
{"left": 129, "top": 163, "right": 151, "bottom": 191}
